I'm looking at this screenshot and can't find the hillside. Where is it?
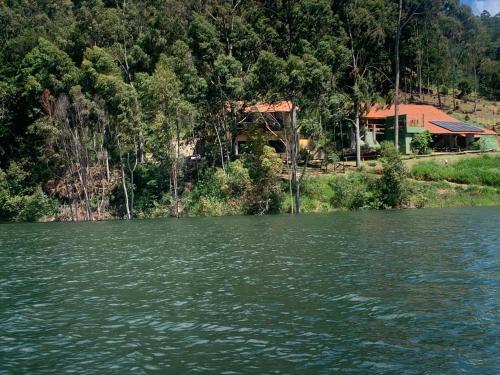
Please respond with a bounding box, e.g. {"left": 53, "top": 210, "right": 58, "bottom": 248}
{"left": 0, "top": 1, "right": 499, "bottom": 221}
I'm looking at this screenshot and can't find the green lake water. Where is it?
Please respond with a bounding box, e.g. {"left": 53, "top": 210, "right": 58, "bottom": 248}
{"left": 1, "top": 207, "right": 499, "bottom": 374}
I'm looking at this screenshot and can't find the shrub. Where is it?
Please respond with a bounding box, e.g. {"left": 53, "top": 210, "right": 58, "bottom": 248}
{"left": 186, "top": 140, "right": 283, "bottom": 216}
{"left": 12, "top": 188, "right": 58, "bottom": 222}
{"left": 246, "top": 145, "right": 283, "bottom": 214}
{"left": 469, "top": 138, "right": 488, "bottom": 152}
{"left": 1, "top": 187, "right": 58, "bottom": 222}
{"left": 186, "top": 163, "right": 252, "bottom": 216}
{"left": 330, "top": 173, "right": 377, "bottom": 209}
{"left": 458, "top": 81, "right": 472, "bottom": 100}
{"left": 377, "top": 142, "right": 409, "bottom": 208}
{"left": 410, "top": 131, "right": 432, "bottom": 155}
{"left": 0, "top": 167, "right": 58, "bottom": 222}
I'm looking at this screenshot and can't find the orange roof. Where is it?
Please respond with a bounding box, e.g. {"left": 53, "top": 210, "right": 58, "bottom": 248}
{"left": 227, "top": 101, "right": 294, "bottom": 113}
{"left": 244, "top": 101, "right": 293, "bottom": 113}
{"left": 366, "top": 104, "right": 497, "bottom": 135}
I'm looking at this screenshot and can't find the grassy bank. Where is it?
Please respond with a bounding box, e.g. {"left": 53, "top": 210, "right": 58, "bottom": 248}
{"left": 3, "top": 152, "right": 498, "bottom": 222}
{"left": 411, "top": 155, "right": 500, "bottom": 187}
{"left": 291, "top": 154, "right": 500, "bottom": 213}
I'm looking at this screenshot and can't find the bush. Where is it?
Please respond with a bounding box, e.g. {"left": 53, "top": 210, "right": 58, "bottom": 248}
{"left": 330, "top": 173, "right": 377, "bottom": 209}
{"left": 9, "top": 188, "right": 58, "bottom": 222}
{"left": 469, "top": 138, "right": 489, "bottom": 152}
{"left": 410, "top": 131, "right": 432, "bottom": 155}
{"left": 245, "top": 131, "right": 283, "bottom": 214}
{"left": 186, "top": 140, "right": 283, "bottom": 216}
{"left": 1, "top": 187, "right": 58, "bottom": 222}
{"left": 458, "top": 81, "right": 472, "bottom": 100}
{"left": 0, "top": 167, "right": 58, "bottom": 222}
{"left": 186, "top": 163, "right": 251, "bottom": 216}
{"left": 377, "top": 142, "right": 409, "bottom": 208}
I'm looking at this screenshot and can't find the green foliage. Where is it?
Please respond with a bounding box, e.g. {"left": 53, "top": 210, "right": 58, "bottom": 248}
{"left": 189, "top": 13, "right": 223, "bottom": 64}
{"left": 479, "top": 59, "right": 500, "bottom": 100}
{"left": 410, "top": 131, "right": 432, "bottom": 155}
{"left": 408, "top": 180, "right": 500, "bottom": 209}
{"left": 330, "top": 173, "right": 378, "bottom": 210}
{"left": 187, "top": 133, "right": 283, "bottom": 216}
{"left": 246, "top": 145, "right": 283, "bottom": 214}
{"left": 131, "top": 163, "right": 171, "bottom": 217}
{"left": 1, "top": 0, "right": 499, "bottom": 221}
{"left": 0, "top": 165, "right": 57, "bottom": 222}
{"left": 468, "top": 138, "right": 490, "bottom": 152}
{"left": 186, "top": 161, "right": 252, "bottom": 217}
{"left": 440, "top": 85, "right": 449, "bottom": 95}
{"left": 21, "top": 38, "right": 79, "bottom": 97}
{"left": 377, "top": 142, "right": 409, "bottom": 208}
{"left": 3, "top": 187, "right": 58, "bottom": 222}
{"left": 458, "top": 80, "right": 472, "bottom": 99}
{"left": 411, "top": 155, "right": 500, "bottom": 187}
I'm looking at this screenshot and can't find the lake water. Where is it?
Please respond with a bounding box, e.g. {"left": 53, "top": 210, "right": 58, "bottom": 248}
{"left": 1, "top": 207, "right": 499, "bottom": 374}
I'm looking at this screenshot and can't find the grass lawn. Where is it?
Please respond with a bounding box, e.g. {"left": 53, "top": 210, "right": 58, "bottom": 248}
{"left": 411, "top": 154, "right": 500, "bottom": 187}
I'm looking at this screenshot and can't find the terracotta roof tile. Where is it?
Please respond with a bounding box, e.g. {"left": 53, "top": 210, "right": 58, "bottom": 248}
{"left": 365, "top": 104, "right": 497, "bottom": 135}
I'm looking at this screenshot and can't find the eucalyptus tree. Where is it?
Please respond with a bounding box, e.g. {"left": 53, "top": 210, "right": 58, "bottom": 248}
{"left": 393, "top": 0, "right": 441, "bottom": 148}
{"left": 338, "top": 0, "right": 393, "bottom": 165}
{"left": 19, "top": 38, "right": 94, "bottom": 219}
{"left": 248, "top": 50, "right": 330, "bottom": 214}
{"left": 81, "top": 46, "right": 140, "bottom": 219}
{"left": 143, "top": 55, "right": 197, "bottom": 217}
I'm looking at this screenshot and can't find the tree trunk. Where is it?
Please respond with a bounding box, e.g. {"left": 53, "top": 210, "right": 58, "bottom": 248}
{"left": 64, "top": 179, "right": 75, "bottom": 222}
{"left": 418, "top": 57, "right": 422, "bottom": 98}
{"left": 355, "top": 104, "right": 361, "bottom": 168}
{"left": 121, "top": 159, "right": 131, "bottom": 220}
{"left": 473, "top": 63, "right": 478, "bottom": 113}
{"left": 291, "top": 101, "right": 300, "bottom": 214}
{"left": 452, "top": 62, "right": 456, "bottom": 110}
{"left": 104, "top": 147, "right": 110, "bottom": 182}
{"left": 174, "top": 119, "right": 181, "bottom": 218}
{"left": 283, "top": 125, "right": 294, "bottom": 214}
{"left": 73, "top": 130, "right": 92, "bottom": 221}
{"left": 394, "top": 0, "right": 402, "bottom": 151}
{"left": 126, "top": 150, "right": 138, "bottom": 219}
{"left": 214, "top": 119, "right": 226, "bottom": 173}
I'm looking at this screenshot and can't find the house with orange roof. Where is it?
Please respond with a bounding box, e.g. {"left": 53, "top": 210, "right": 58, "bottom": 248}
{"left": 232, "top": 101, "right": 311, "bottom": 156}
{"left": 365, "top": 104, "right": 498, "bottom": 153}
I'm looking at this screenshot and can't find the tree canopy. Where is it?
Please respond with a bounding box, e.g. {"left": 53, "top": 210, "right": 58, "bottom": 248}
{"left": 0, "top": 0, "right": 498, "bottom": 220}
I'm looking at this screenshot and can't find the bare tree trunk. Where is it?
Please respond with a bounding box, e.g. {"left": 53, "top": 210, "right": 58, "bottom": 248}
{"left": 72, "top": 129, "right": 92, "bottom": 221}
{"left": 394, "top": 0, "right": 402, "bottom": 151}
{"left": 355, "top": 105, "right": 361, "bottom": 167}
{"left": 64, "top": 179, "right": 75, "bottom": 221}
{"left": 174, "top": 119, "right": 181, "bottom": 218}
{"left": 452, "top": 62, "right": 456, "bottom": 110}
{"left": 473, "top": 63, "right": 478, "bottom": 113}
{"left": 104, "top": 147, "right": 110, "bottom": 181}
{"left": 283, "top": 124, "right": 294, "bottom": 214}
{"left": 291, "top": 101, "right": 300, "bottom": 214}
{"left": 121, "top": 159, "right": 131, "bottom": 220}
{"left": 214, "top": 119, "right": 226, "bottom": 174}
{"left": 126, "top": 149, "right": 138, "bottom": 218}
{"left": 418, "top": 60, "right": 422, "bottom": 98}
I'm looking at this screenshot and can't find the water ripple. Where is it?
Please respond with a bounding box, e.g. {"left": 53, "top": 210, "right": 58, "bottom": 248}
{"left": 0, "top": 207, "right": 499, "bottom": 374}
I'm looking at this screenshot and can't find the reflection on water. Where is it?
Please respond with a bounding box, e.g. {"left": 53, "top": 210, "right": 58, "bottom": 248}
{"left": 1, "top": 207, "right": 499, "bottom": 374}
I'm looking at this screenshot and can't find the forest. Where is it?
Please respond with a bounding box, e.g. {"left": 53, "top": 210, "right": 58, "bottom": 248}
{"left": 0, "top": 0, "right": 499, "bottom": 221}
